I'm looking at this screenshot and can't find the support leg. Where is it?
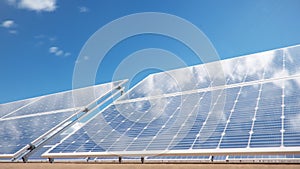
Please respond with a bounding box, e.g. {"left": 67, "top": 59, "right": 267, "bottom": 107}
{"left": 48, "top": 158, "right": 54, "bottom": 163}
{"left": 22, "top": 156, "right": 28, "bottom": 163}
{"left": 141, "top": 157, "right": 144, "bottom": 164}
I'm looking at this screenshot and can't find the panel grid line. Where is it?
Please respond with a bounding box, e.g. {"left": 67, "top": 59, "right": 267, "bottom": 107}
{"left": 217, "top": 67, "right": 250, "bottom": 149}
{"left": 214, "top": 58, "right": 248, "bottom": 148}
{"left": 107, "top": 98, "right": 173, "bottom": 151}
{"left": 191, "top": 74, "right": 236, "bottom": 149}
{"left": 281, "top": 50, "right": 286, "bottom": 147}
{"left": 140, "top": 80, "right": 213, "bottom": 151}
{"left": 88, "top": 97, "right": 173, "bottom": 151}
{"left": 164, "top": 91, "right": 208, "bottom": 150}
{"left": 189, "top": 60, "right": 242, "bottom": 149}
{"left": 81, "top": 111, "right": 123, "bottom": 152}
{"left": 247, "top": 67, "right": 266, "bottom": 148}
{"left": 123, "top": 98, "right": 185, "bottom": 151}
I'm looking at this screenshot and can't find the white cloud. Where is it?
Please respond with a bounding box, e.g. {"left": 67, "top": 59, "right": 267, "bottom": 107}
{"left": 49, "top": 36, "right": 56, "bottom": 42}
{"left": 79, "top": 6, "right": 89, "bottom": 13}
{"left": 75, "top": 55, "right": 88, "bottom": 64}
{"left": 7, "top": 0, "right": 57, "bottom": 12}
{"left": 49, "top": 46, "right": 58, "bottom": 53}
{"left": 49, "top": 46, "right": 71, "bottom": 57}
{"left": 289, "top": 114, "right": 300, "bottom": 132}
{"left": 34, "top": 34, "right": 45, "bottom": 39}
{"left": 55, "top": 50, "right": 63, "bottom": 56}
{"left": 34, "top": 34, "right": 57, "bottom": 47}
{"left": 1, "top": 20, "right": 18, "bottom": 35}
{"left": 8, "top": 30, "right": 18, "bottom": 34}
{"left": 1, "top": 20, "right": 15, "bottom": 28}
{"left": 64, "top": 52, "right": 71, "bottom": 57}
{"left": 6, "top": 0, "right": 16, "bottom": 5}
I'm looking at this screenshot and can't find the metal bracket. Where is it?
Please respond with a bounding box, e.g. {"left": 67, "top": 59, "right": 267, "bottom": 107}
{"left": 83, "top": 107, "right": 89, "bottom": 113}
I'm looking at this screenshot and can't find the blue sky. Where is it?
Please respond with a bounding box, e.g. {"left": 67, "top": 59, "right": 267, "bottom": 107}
{"left": 1, "top": 0, "right": 300, "bottom": 104}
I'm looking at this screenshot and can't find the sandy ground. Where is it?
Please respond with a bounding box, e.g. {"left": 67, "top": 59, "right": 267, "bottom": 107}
{"left": 0, "top": 163, "right": 300, "bottom": 169}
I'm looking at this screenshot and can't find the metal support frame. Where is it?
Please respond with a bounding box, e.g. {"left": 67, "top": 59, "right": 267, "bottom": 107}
{"left": 42, "top": 147, "right": 300, "bottom": 159}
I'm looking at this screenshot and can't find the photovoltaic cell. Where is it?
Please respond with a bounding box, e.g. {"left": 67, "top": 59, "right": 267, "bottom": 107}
{"left": 43, "top": 45, "right": 300, "bottom": 159}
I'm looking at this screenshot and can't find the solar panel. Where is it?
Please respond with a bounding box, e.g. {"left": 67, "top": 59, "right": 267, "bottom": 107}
{"left": 43, "top": 45, "right": 300, "bottom": 160}
{"left": 0, "top": 80, "right": 127, "bottom": 160}
{"left": 43, "top": 79, "right": 299, "bottom": 157}
{"left": 43, "top": 46, "right": 300, "bottom": 158}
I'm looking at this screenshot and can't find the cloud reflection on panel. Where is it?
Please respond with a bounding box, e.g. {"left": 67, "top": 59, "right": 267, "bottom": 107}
{"left": 285, "top": 45, "right": 300, "bottom": 76}
{"left": 0, "top": 98, "right": 36, "bottom": 118}
{"left": 118, "top": 65, "right": 209, "bottom": 101}
{"left": 119, "top": 45, "right": 300, "bottom": 102}
{"left": 0, "top": 110, "right": 75, "bottom": 155}
{"left": 93, "top": 93, "right": 201, "bottom": 152}
{"left": 284, "top": 77, "right": 300, "bottom": 147}
{"left": 0, "top": 82, "right": 117, "bottom": 119}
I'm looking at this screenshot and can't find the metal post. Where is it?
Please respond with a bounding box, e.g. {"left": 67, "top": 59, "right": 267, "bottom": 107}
{"left": 141, "top": 157, "right": 144, "bottom": 164}
{"left": 48, "top": 158, "right": 54, "bottom": 163}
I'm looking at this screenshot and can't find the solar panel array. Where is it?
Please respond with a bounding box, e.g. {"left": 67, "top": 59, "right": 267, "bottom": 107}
{"left": 2, "top": 45, "right": 300, "bottom": 162}
{"left": 0, "top": 80, "right": 126, "bottom": 159}
{"left": 43, "top": 45, "right": 300, "bottom": 160}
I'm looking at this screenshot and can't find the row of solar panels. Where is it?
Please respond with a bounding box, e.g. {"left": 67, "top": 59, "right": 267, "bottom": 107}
{"left": 1, "top": 44, "right": 300, "bottom": 162}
